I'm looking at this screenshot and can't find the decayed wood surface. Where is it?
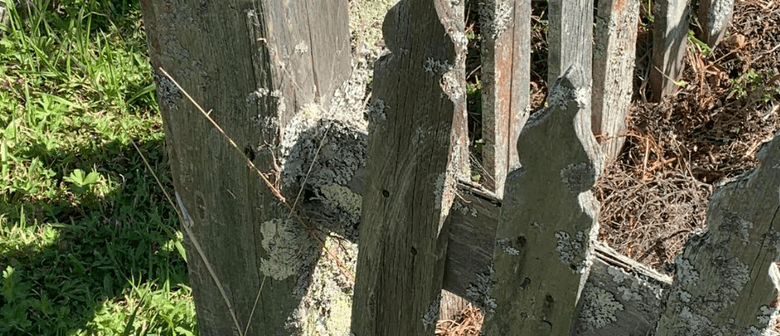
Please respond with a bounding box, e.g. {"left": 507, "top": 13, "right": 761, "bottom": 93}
{"left": 350, "top": 0, "right": 467, "bottom": 334}
{"left": 479, "top": 0, "right": 531, "bottom": 197}
{"left": 697, "top": 0, "right": 734, "bottom": 48}
{"left": 547, "top": 0, "right": 593, "bottom": 90}
{"left": 140, "top": 0, "right": 350, "bottom": 334}
{"left": 481, "top": 66, "right": 603, "bottom": 335}
{"left": 650, "top": 0, "right": 690, "bottom": 101}
{"left": 655, "top": 135, "right": 780, "bottom": 335}
{"left": 592, "top": 0, "right": 639, "bottom": 165}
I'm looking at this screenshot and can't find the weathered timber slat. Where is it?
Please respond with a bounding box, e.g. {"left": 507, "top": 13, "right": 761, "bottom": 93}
{"left": 655, "top": 135, "right": 780, "bottom": 335}
{"left": 479, "top": 0, "right": 531, "bottom": 197}
{"left": 592, "top": 0, "right": 639, "bottom": 165}
{"left": 481, "top": 66, "right": 603, "bottom": 335}
{"left": 140, "top": 0, "right": 351, "bottom": 334}
{"left": 697, "top": 0, "right": 734, "bottom": 48}
{"left": 547, "top": 0, "right": 593, "bottom": 90}
{"left": 350, "top": 0, "right": 468, "bottom": 334}
{"left": 650, "top": 0, "right": 690, "bottom": 102}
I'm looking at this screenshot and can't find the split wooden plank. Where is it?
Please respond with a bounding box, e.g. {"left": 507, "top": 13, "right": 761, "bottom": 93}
{"left": 480, "top": 66, "right": 603, "bottom": 335}
{"left": 655, "top": 135, "right": 780, "bottom": 335}
{"left": 650, "top": 0, "right": 690, "bottom": 102}
{"left": 547, "top": 0, "right": 593, "bottom": 91}
{"left": 139, "top": 0, "right": 351, "bottom": 334}
{"left": 350, "top": 0, "right": 468, "bottom": 334}
{"left": 697, "top": 0, "right": 734, "bottom": 48}
{"left": 479, "top": 0, "right": 531, "bottom": 197}
{"left": 592, "top": 0, "right": 640, "bottom": 165}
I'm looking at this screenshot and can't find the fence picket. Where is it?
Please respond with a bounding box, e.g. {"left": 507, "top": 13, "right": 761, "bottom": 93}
{"left": 697, "top": 0, "right": 735, "bottom": 48}
{"left": 650, "top": 0, "right": 690, "bottom": 101}
{"left": 655, "top": 135, "right": 780, "bottom": 335}
{"left": 481, "top": 66, "right": 603, "bottom": 335}
{"left": 479, "top": 0, "right": 531, "bottom": 197}
{"left": 350, "top": 0, "right": 468, "bottom": 334}
{"left": 592, "top": 0, "right": 640, "bottom": 165}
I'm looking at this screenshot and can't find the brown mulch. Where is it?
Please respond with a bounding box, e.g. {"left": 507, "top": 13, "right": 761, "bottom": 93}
{"left": 596, "top": 0, "right": 780, "bottom": 270}
{"left": 435, "top": 304, "right": 484, "bottom": 336}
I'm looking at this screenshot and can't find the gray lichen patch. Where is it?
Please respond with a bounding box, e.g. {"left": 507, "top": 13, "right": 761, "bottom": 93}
{"left": 278, "top": 58, "right": 371, "bottom": 241}
{"left": 561, "top": 163, "right": 596, "bottom": 194}
{"left": 259, "top": 218, "right": 319, "bottom": 281}
{"left": 479, "top": 0, "right": 513, "bottom": 39}
{"left": 578, "top": 283, "right": 624, "bottom": 331}
{"left": 720, "top": 210, "right": 754, "bottom": 244}
{"left": 496, "top": 238, "right": 521, "bottom": 255}
{"left": 466, "top": 267, "right": 497, "bottom": 313}
{"left": 317, "top": 183, "right": 362, "bottom": 219}
{"left": 555, "top": 230, "right": 586, "bottom": 268}
{"left": 284, "top": 236, "right": 357, "bottom": 336}
{"left": 421, "top": 293, "right": 442, "bottom": 327}
{"left": 423, "top": 57, "right": 454, "bottom": 76}
{"left": 153, "top": 71, "right": 182, "bottom": 110}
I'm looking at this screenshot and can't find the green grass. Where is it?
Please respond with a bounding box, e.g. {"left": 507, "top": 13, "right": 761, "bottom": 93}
{"left": 0, "top": 0, "right": 196, "bottom": 334}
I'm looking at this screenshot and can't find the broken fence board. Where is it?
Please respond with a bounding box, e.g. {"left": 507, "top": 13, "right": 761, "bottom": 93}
{"left": 697, "top": 0, "right": 734, "bottom": 48}
{"left": 481, "top": 66, "right": 603, "bottom": 335}
{"left": 479, "top": 0, "right": 531, "bottom": 197}
{"left": 650, "top": 0, "right": 690, "bottom": 102}
{"left": 350, "top": 0, "right": 468, "bottom": 334}
{"left": 140, "top": 0, "right": 351, "bottom": 334}
{"left": 592, "top": 0, "right": 639, "bottom": 165}
{"left": 655, "top": 135, "right": 780, "bottom": 335}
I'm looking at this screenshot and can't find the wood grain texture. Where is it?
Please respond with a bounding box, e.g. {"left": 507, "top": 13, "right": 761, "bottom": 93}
{"left": 547, "top": 0, "right": 593, "bottom": 91}
{"left": 350, "top": 0, "right": 468, "bottom": 334}
{"left": 479, "top": 0, "right": 531, "bottom": 197}
{"left": 650, "top": 0, "right": 690, "bottom": 102}
{"left": 697, "top": 0, "right": 734, "bottom": 48}
{"left": 481, "top": 66, "right": 603, "bottom": 335}
{"left": 655, "top": 134, "right": 780, "bottom": 335}
{"left": 592, "top": 0, "right": 639, "bottom": 165}
{"left": 140, "top": 0, "right": 350, "bottom": 334}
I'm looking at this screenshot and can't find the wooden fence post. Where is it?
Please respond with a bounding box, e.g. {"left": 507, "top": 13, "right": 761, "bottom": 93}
{"left": 140, "top": 0, "right": 352, "bottom": 334}
{"left": 547, "top": 0, "right": 593, "bottom": 91}
{"left": 697, "top": 0, "right": 734, "bottom": 48}
{"left": 479, "top": 0, "right": 531, "bottom": 197}
{"left": 481, "top": 65, "right": 603, "bottom": 335}
{"left": 350, "top": 0, "right": 468, "bottom": 333}
{"left": 592, "top": 0, "right": 639, "bottom": 165}
{"left": 655, "top": 135, "right": 780, "bottom": 334}
{"left": 650, "top": 0, "right": 690, "bottom": 101}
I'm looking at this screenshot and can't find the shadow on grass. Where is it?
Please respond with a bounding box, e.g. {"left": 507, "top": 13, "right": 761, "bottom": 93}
{"left": 0, "top": 136, "right": 194, "bottom": 335}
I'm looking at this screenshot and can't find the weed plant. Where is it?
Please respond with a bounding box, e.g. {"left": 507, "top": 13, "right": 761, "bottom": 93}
{"left": 0, "top": 0, "right": 196, "bottom": 334}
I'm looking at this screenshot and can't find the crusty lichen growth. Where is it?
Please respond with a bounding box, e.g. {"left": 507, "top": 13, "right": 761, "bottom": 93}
{"left": 705, "top": 0, "right": 735, "bottom": 40}
{"left": 284, "top": 236, "right": 357, "bottom": 336}
{"left": 466, "top": 266, "right": 497, "bottom": 313}
{"left": 561, "top": 163, "right": 596, "bottom": 194}
{"left": 318, "top": 183, "right": 362, "bottom": 219}
{"left": 479, "top": 0, "right": 513, "bottom": 39}
{"left": 259, "top": 218, "right": 319, "bottom": 281}
{"left": 421, "top": 293, "right": 442, "bottom": 327}
{"left": 555, "top": 230, "right": 586, "bottom": 269}
{"left": 578, "top": 283, "right": 624, "bottom": 331}
{"left": 279, "top": 58, "right": 370, "bottom": 241}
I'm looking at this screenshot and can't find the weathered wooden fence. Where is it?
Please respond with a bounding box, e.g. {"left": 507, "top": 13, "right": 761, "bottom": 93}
{"left": 140, "top": 0, "right": 775, "bottom": 334}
